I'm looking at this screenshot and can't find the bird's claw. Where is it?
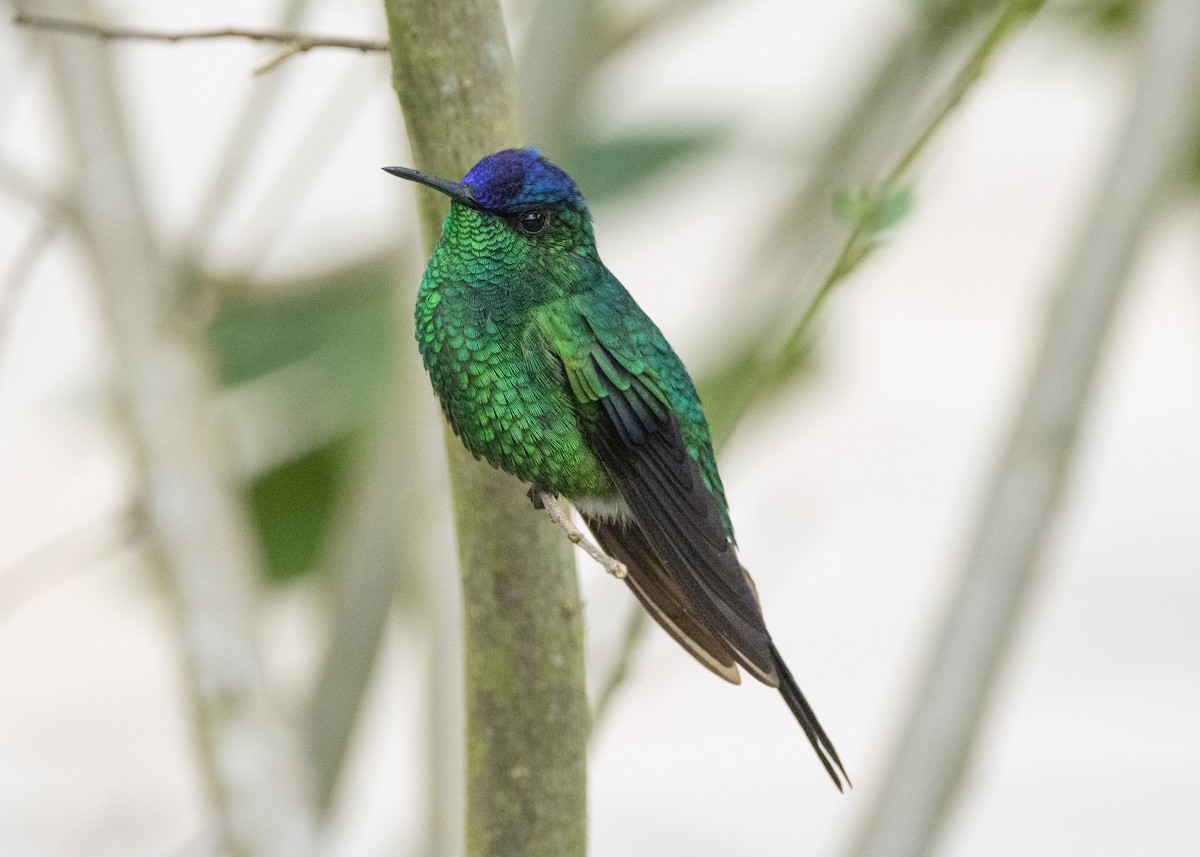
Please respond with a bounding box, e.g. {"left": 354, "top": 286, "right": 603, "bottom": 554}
{"left": 534, "top": 489, "right": 629, "bottom": 580}
{"left": 527, "top": 484, "right": 547, "bottom": 510}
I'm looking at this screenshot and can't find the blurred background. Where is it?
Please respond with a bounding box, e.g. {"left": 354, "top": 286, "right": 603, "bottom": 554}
{"left": 1, "top": 0, "right": 1198, "bottom": 856}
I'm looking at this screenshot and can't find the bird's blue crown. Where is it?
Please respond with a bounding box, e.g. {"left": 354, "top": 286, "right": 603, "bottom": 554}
{"left": 461, "top": 148, "right": 582, "bottom": 211}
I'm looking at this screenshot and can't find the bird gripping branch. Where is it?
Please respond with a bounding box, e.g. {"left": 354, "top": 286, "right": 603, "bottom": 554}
{"left": 386, "top": 148, "right": 848, "bottom": 790}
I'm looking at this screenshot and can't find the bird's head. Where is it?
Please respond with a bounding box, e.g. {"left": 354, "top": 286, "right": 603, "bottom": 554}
{"left": 384, "top": 148, "right": 594, "bottom": 256}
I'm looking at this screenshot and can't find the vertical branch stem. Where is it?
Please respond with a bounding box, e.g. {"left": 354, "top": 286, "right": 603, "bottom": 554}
{"left": 844, "top": 3, "right": 1200, "bottom": 856}
{"left": 380, "top": 2, "right": 589, "bottom": 856}
{"left": 42, "top": 11, "right": 318, "bottom": 857}
{"left": 306, "top": 381, "right": 409, "bottom": 813}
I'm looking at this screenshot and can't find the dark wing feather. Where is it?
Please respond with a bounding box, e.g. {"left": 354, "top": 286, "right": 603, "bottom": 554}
{"left": 563, "top": 331, "right": 850, "bottom": 789}
{"left": 583, "top": 513, "right": 741, "bottom": 684}
{"left": 578, "top": 343, "right": 778, "bottom": 682}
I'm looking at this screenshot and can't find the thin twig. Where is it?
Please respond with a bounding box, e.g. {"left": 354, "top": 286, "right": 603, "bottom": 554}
{"left": 13, "top": 12, "right": 387, "bottom": 54}
{"left": 535, "top": 490, "right": 628, "bottom": 579}
{"left": 0, "top": 157, "right": 80, "bottom": 225}
{"left": 698, "top": 0, "right": 1032, "bottom": 448}
{"left": 779, "top": 0, "right": 1045, "bottom": 367}
{"left": 254, "top": 43, "right": 304, "bottom": 75}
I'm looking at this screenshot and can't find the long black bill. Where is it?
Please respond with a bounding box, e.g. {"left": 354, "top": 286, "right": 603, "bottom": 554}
{"left": 382, "top": 165, "right": 479, "bottom": 207}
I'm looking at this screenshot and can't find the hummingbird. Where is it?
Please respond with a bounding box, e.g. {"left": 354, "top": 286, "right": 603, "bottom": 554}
{"left": 385, "top": 148, "right": 848, "bottom": 790}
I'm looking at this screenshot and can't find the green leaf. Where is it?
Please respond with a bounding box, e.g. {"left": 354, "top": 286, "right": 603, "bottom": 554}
{"left": 205, "top": 257, "right": 400, "bottom": 580}
{"left": 1061, "top": 0, "right": 1139, "bottom": 36}
{"left": 249, "top": 439, "right": 354, "bottom": 582}
{"left": 869, "top": 186, "right": 914, "bottom": 230}
{"left": 833, "top": 186, "right": 913, "bottom": 231}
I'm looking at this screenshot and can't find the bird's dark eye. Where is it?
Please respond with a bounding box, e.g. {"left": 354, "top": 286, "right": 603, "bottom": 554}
{"left": 517, "top": 210, "right": 549, "bottom": 235}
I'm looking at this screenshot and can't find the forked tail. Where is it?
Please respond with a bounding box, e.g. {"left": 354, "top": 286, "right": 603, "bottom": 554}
{"left": 771, "top": 641, "right": 850, "bottom": 791}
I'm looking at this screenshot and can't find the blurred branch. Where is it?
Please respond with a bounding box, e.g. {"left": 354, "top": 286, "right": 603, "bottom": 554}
{"left": 238, "top": 61, "right": 379, "bottom": 277}
{"left": 844, "top": 3, "right": 1200, "bottom": 856}
{"left": 382, "top": 1, "right": 589, "bottom": 856}
{"left": 0, "top": 506, "right": 139, "bottom": 625}
{"left": 305, "top": 317, "right": 426, "bottom": 814}
{"left": 518, "top": 0, "right": 597, "bottom": 154}
{"left": 518, "top": 0, "right": 725, "bottom": 191}
{"left": 181, "top": 0, "right": 313, "bottom": 265}
{"left": 0, "top": 160, "right": 81, "bottom": 372}
{"left": 0, "top": 156, "right": 80, "bottom": 227}
{"left": 0, "top": 213, "right": 57, "bottom": 365}
{"left": 306, "top": 394, "right": 406, "bottom": 812}
{"left": 700, "top": 0, "right": 1042, "bottom": 446}
{"left": 590, "top": 606, "right": 650, "bottom": 729}
{"left": 13, "top": 11, "right": 386, "bottom": 55}
{"left": 778, "top": 0, "right": 1044, "bottom": 358}
{"left": 303, "top": 325, "right": 463, "bottom": 850}
{"left": 602, "top": 0, "right": 723, "bottom": 58}
{"left": 41, "top": 5, "right": 317, "bottom": 855}
{"left": 752, "top": 0, "right": 1013, "bottom": 297}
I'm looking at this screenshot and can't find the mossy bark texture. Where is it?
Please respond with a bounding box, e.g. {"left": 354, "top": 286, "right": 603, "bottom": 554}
{"left": 381, "top": 2, "right": 589, "bottom": 856}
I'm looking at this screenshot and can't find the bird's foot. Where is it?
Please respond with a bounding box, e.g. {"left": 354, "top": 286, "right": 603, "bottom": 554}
{"left": 527, "top": 483, "right": 547, "bottom": 510}
{"left": 532, "top": 488, "right": 628, "bottom": 580}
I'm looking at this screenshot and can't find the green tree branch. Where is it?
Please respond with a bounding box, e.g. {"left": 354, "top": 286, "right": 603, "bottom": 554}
{"left": 380, "top": 1, "right": 589, "bottom": 855}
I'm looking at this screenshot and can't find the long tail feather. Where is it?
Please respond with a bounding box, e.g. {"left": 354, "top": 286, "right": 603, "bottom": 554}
{"left": 771, "top": 642, "right": 850, "bottom": 791}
